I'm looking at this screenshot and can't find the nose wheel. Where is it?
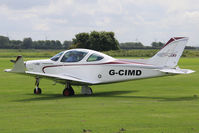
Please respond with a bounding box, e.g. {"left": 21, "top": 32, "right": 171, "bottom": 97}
{"left": 34, "top": 78, "right": 42, "bottom": 94}
{"left": 63, "top": 84, "right": 75, "bottom": 96}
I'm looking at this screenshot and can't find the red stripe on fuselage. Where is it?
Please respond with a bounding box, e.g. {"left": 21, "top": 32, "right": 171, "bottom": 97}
{"left": 42, "top": 60, "right": 150, "bottom": 73}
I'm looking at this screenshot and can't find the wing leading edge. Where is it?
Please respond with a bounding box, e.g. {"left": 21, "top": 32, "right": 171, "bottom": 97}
{"left": 26, "top": 71, "right": 96, "bottom": 85}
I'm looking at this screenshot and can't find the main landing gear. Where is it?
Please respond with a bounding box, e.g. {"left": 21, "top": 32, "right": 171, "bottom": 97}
{"left": 62, "top": 84, "right": 93, "bottom": 96}
{"left": 34, "top": 78, "right": 42, "bottom": 94}
{"left": 81, "top": 85, "right": 93, "bottom": 95}
{"left": 63, "top": 84, "right": 75, "bottom": 96}
{"left": 33, "top": 78, "right": 93, "bottom": 96}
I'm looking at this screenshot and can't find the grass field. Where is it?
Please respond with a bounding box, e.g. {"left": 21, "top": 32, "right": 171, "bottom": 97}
{"left": 0, "top": 49, "right": 199, "bottom": 58}
{"left": 0, "top": 57, "right": 199, "bottom": 133}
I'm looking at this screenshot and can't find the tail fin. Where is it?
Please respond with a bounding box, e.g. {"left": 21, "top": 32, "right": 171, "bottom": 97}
{"left": 148, "top": 37, "right": 188, "bottom": 68}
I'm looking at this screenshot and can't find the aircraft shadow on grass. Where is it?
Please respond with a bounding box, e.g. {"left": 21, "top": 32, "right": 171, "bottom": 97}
{"left": 14, "top": 90, "right": 198, "bottom": 102}
{"left": 14, "top": 90, "right": 136, "bottom": 102}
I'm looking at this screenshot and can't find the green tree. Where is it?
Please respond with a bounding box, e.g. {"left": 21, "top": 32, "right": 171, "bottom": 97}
{"left": 151, "top": 42, "right": 165, "bottom": 48}
{"left": 0, "top": 36, "right": 9, "bottom": 48}
{"left": 22, "top": 38, "right": 33, "bottom": 49}
{"left": 90, "top": 31, "right": 119, "bottom": 51}
{"left": 55, "top": 40, "right": 62, "bottom": 49}
{"left": 103, "top": 31, "right": 119, "bottom": 50}
{"left": 89, "top": 31, "right": 100, "bottom": 50}
{"left": 63, "top": 40, "right": 72, "bottom": 49}
{"left": 32, "top": 40, "right": 63, "bottom": 49}
{"left": 9, "top": 40, "right": 22, "bottom": 49}
{"left": 72, "top": 31, "right": 119, "bottom": 51}
{"left": 120, "top": 42, "right": 144, "bottom": 49}
{"left": 33, "top": 40, "right": 45, "bottom": 49}
{"left": 44, "top": 40, "right": 52, "bottom": 49}
{"left": 72, "top": 33, "right": 90, "bottom": 48}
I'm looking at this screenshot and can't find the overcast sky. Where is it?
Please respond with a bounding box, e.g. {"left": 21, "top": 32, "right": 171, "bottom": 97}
{"left": 0, "top": 0, "right": 199, "bottom": 46}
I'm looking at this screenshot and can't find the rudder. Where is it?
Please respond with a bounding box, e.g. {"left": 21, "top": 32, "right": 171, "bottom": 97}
{"left": 148, "top": 37, "right": 188, "bottom": 68}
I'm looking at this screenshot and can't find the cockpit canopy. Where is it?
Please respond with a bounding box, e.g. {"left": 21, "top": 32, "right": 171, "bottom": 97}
{"left": 61, "top": 51, "right": 87, "bottom": 62}
{"left": 50, "top": 49, "right": 114, "bottom": 63}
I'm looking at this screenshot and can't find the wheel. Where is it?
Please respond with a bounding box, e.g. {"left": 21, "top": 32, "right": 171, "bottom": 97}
{"left": 34, "top": 88, "right": 42, "bottom": 94}
{"left": 63, "top": 87, "right": 75, "bottom": 96}
{"left": 63, "top": 89, "right": 70, "bottom": 96}
{"left": 81, "top": 86, "right": 93, "bottom": 95}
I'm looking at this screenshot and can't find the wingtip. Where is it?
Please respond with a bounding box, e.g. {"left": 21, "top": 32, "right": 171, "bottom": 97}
{"left": 16, "top": 55, "right": 23, "bottom": 62}
{"left": 185, "top": 69, "right": 195, "bottom": 74}
{"left": 4, "top": 69, "right": 12, "bottom": 72}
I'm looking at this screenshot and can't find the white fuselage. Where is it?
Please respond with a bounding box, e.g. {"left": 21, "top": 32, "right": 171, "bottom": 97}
{"left": 25, "top": 49, "right": 166, "bottom": 85}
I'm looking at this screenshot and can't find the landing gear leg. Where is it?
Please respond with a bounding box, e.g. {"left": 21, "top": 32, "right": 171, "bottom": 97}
{"left": 81, "top": 85, "right": 93, "bottom": 95}
{"left": 63, "top": 83, "right": 75, "bottom": 96}
{"left": 34, "top": 77, "right": 42, "bottom": 94}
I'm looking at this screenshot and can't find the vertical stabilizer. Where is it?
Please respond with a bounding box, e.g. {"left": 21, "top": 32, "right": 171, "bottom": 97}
{"left": 148, "top": 37, "right": 188, "bottom": 68}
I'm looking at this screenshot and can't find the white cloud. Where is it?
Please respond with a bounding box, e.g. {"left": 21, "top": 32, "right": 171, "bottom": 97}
{"left": 33, "top": 23, "right": 50, "bottom": 31}
{"left": 0, "top": 0, "right": 199, "bottom": 46}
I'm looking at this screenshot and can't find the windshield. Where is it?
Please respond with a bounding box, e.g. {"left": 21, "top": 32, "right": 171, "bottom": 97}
{"left": 61, "top": 51, "right": 88, "bottom": 62}
{"left": 50, "top": 51, "right": 64, "bottom": 61}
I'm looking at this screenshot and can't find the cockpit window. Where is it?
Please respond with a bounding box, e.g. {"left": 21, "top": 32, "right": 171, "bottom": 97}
{"left": 87, "top": 53, "right": 104, "bottom": 62}
{"left": 50, "top": 51, "right": 64, "bottom": 61}
{"left": 61, "top": 51, "right": 88, "bottom": 62}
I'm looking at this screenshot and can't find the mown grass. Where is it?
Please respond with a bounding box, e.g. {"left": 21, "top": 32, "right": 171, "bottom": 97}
{"left": 0, "top": 57, "right": 199, "bottom": 133}
{"left": 104, "top": 49, "right": 199, "bottom": 57}
{"left": 0, "top": 49, "right": 199, "bottom": 58}
{"left": 0, "top": 49, "right": 61, "bottom": 58}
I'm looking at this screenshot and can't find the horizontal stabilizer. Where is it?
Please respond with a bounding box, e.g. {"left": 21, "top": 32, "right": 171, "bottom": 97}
{"left": 160, "top": 68, "right": 195, "bottom": 74}
{"left": 4, "top": 56, "right": 25, "bottom": 73}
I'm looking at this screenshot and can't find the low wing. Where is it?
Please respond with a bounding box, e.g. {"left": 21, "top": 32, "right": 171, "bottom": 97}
{"left": 27, "top": 71, "right": 96, "bottom": 85}
{"left": 4, "top": 56, "right": 96, "bottom": 85}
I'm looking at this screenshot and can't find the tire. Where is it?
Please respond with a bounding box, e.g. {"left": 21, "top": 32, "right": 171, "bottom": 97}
{"left": 63, "top": 88, "right": 70, "bottom": 96}
{"left": 34, "top": 88, "right": 42, "bottom": 94}
{"left": 63, "top": 87, "right": 75, "bottom": 96}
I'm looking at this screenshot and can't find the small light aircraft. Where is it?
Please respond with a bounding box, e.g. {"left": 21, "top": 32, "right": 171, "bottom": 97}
{"left": 5, "top": 37, "right": 195, "bottom": 96}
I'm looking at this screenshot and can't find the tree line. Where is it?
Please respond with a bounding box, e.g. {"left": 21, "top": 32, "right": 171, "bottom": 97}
{"left": 119, "top": 41, "right": 166, "bottom": 49}
{"left": 0, "top": 31, "right": 119, "bottom": 51}
{"left": 0, "top": 36, "right": 72, "bottom": 49}
{"left": 0, "top": 32, "right": 197, "bottom": 51}
{"left": 120, "top": 41, "right": 197, "bottom": 49}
